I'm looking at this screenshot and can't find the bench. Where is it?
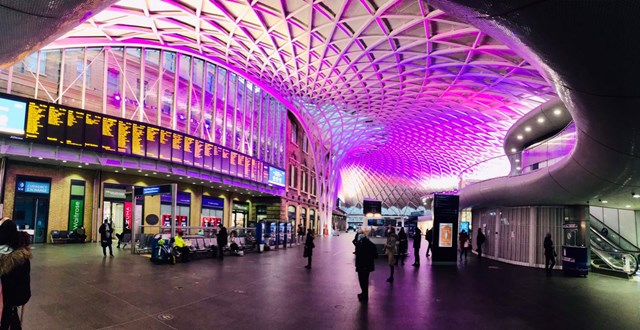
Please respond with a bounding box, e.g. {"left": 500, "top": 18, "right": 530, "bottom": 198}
{"left": 184, "top": 236, "right": 216, "bottom": 258}
{"left": 50, "top": 230, "right": 72, "bottom": 244}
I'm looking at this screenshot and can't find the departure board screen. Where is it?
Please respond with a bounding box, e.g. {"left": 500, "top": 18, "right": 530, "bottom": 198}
{"left": 221, "top": 148, "right": 230, "bottom": 174}
{"left": 66, "top": 109, "right": 84, "bottom": 147}
{"left": 84, "top": 113, "right": 101, "bottom": 149}
{"left": 244, "top": 155, "right": 252, "bottom": 179}
{"left": 171, "top": 133, "right": 184, "bottom": 164}
{"left": 46, "top": 105, "right": 67, "bottom": 144}
{"left": 229, "top": 151, "right": 238, "bottom": 177}
{"left": 253, "top": 160, "right": 262, "bottom": 182}
{"left": 213, "top": 145, "right": 221, "bottom": 172}
{"left": 193, "top": 139, "right": 203, "bottom": 168}
{"left": 183, "top": 136, "right": 194, "bottom": 166}
{"left": 25, "top": 101, "right": 48, "bottom": 141}
{"left": 203, "top": 142, "right": 213, "bottom": 170}
{"left": 117, "top": 120, "right": 132, "bottom": 154}
{"left": 145, "top": 126, "right": 159, "bottom": 159}
{"left": 159, "top": 129, "right": 172, "bottom": 161}
{"left": 131, "top": 123, "right": 146, "bottom": 157}
{"left": 262, "top": 163, "right": 270, "bottom": 184}
{"left": 101, "top": 117, "right": 117, "bottom": 152}
{"left": 237, "top": 154, "right": 245, "bottom": 178}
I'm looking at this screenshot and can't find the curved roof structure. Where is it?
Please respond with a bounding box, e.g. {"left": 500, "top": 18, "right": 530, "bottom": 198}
{"left": 47, "top": 0, "right": 556, "bottom": 207}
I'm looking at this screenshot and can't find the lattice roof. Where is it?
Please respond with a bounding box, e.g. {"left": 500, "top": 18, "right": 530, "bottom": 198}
{"left": 52, "top": 0, "right": 556, "bottom": 206}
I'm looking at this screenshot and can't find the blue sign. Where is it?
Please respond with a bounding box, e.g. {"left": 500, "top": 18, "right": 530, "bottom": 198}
{"left": 460, "top": 221, "right": 470, "bottom": 234}
{"left": 0, "top": 97, "right": 26, "bottom": 135}
{"left": 202, "top": 196, "right": 224, "bottom": 209}
{"left": 268, "top": 166, "right": 285, "bottom": 186}
{"left": 142, "top": 186, "right": 160, "bottom": 195}
{"left": 16, "top": 181, "right": 50, "bottom": 194}
{"left": 160, "top": 192, "right": 191, "bottom": 205}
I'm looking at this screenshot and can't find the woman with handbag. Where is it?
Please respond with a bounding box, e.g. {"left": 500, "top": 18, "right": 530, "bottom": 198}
{"left": 0, "top": 218, "right": 31, "bottom": 330}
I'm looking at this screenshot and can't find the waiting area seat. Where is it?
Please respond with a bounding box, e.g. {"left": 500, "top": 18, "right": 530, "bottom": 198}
{"left": 50, "top": 230, "right": 71, "bottom": 243}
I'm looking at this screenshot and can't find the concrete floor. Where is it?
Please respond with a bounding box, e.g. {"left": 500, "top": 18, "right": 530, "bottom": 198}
{"left": 21, "top": 234, "right": 640, "bottom": 329}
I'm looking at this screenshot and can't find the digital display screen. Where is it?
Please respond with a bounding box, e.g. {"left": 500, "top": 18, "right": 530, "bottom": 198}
{"left": 0, "top": 96, "right": 27, "bottom": 136}
{"left": 25, "top": 101, "right": 47, "bottom": 141}
{"left": 101, "top": 117, "right": 117, "bottom": 152}
{"left": 244, "top": 155, "right": 252, "bottom": 179}
{"left": 237, "top": 154, "right": 245, "bottom": 178}
{"left": 84, "top": 113, "right": 101, "bottom": 149}
{"left": 66, "top": 109, "right": 84, "bottom": 147}
{"left": 46, "top": 105, "right": 67, "bottom": 144}
{"left": 117, "top": 120, "right": 132, "bottom": 154}
{"left": 131, "top": 123, "right": 146, "bottom": 157}
{"left": 171, "top": 133, "right": 184, "bottom": 164}
{"left": 268, "top": 166, "right": 285, "bottom": 186}
{"left": 183, "top": 136, "right": 194, "bottom": 166}
{"left": 203, "top": 142, "right": 213, "bottom": 170}
{"left": 159, "top": 129, "right": 172, "bottom": 161}
{"left": 213, "top": 145, "right": 221, "bottom": 172}
{"left": 145, "top": 126, "right": 159, "bottom": 159}
{"left": 439, "top": 223, "right": 453, "bottom": 248}
{"left": 221, "top": 147, "right": 230, "bottom": 174}
{"left": 229, "top": 150, "right": 238, "bottom": 177}
{"left": 193, "top": 139, "right": 203, "bottom": 168}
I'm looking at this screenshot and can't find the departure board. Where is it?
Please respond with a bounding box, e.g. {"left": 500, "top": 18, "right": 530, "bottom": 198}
{"left": 221, "top": 148, "right": 230, "bottom": 174}
{"left": 183, "top": 136, "right": 194, "bottom": 166}
{"left": 262, "top": 163, "right": 270, "bottom": 183}
{"left": 145, "top": 126, "right": 159, "bottom": 159}
{"left": 117, "top": 120, "right": 132, "bottom": 154}
{"left": 213, "top": 145, "right": 221, "bottom": 172}
{"left": 171, "top": 133, "right": 184, "bottom": 164}
{"left": 203, "top": 142, "right": 213, "bottom": 170}
{"left": 229, "top": 151, "right": 238, "bottom": 176}
{"left": 244, "top": 155, "right": 252, "bottom": 179}
{"left": 193, "top": 139, "right": 203, "bottom": 168}
{"left": 253, "top": 160, "right": 262, "bottom": 182}
{"left": 84, "top": 113, "right": 101, "bottom": 149}
{"left": 66, "top": 109, "right": 84, "bottom": 147}
{"left": 131, "top": 123, "right": 146, "bottom": 157}
{"left": 46, "top": 105, "right": 67, "bottom": 144}
{"left": 25, "top": 101, "right": 48, "bottom": 141}
{"left": 101, "top": 117, "right": 117, "bottom": 152}
{"left": 159, "top": 129, "right": 172, "bottom": 161}
{"left": 237, "top": 154, "right": 245, "bottom": 178}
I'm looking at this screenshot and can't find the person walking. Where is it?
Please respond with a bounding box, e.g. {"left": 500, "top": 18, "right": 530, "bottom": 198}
{"left": 459, "top": 230, "right": 469, "bottom": 261}
{"left": 304, "top": 229, "right": 315, "bottom": 269}
{"left": 297, "top": 224, "right": 305, "bottom": 244}
{"left": 384, "top": 227, "right": 398, "bottom": 282}
{"left": 116, "top": 222, "right": 131, "bottom": 248}
{"left": 544, "top": 233, "right": 556, "bottom": 275}
{"left": 425, "top": 227, "right": 433, "bottom": 257}
{"left": 355, "top": 233, "right": 377, "bottom": 302}
{"left": 99, "top": 219, "right": 114, "bottom": 257}
{"left": 412, "top": 228, "right": 422, "bottom": 267}
{"left": 217, "top": 223, "right": 228, "bottom": 260}
{"left": 0, "top": 218, "right": 32, "bottom": 329}
{"left": 476, "top": 228, "right": 486, "bottom": 259}
{"left": 396, "top": 227, "right": 408, "bottom": 266}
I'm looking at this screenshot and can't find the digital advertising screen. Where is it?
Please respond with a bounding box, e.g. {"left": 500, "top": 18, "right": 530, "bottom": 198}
{"left": 439, "top": 223, "right": 453, "bottom": 248}
{"left": 25, "top": 100, "right": 47, "bottom": 141}
{"left": 65, "top": 109, "right": 84, "bottom": 147}
{"left": 0, "top": 96, "right": 27, "bottom": 136}
{"left": 84, "top": 112, "right": 101, "bottom": 149}
{"left": 46, "top": 105, "right": 67, "bottom": 144}
{"left": 145, "top": 126, "right": 159, "bottom": 159}
{"left": 268, "top": 166, "right": 285, "bottom": 186}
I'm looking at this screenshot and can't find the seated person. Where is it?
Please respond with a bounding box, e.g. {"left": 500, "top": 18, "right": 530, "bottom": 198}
{"left": 116, "top": 223, "right": 132, "bottom": 248}
{"left": 73, "top": 226, "right": 87, "bottom": 243}
{"left": 174, "top": 230, "right": 190, "bottom": 262}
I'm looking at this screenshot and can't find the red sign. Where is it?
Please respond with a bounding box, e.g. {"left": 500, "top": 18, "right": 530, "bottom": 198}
{"left": 124, "top": 202, "right": 133, "bottom": 229}
{"left": 201, "top": 216, "right": 221, "bottom": 227}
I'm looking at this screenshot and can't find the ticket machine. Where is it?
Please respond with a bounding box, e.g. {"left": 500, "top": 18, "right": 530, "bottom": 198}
{"left": 256, "top": 221, "right": 266, "bottom": 252}
{"left": 278, "top": 222, "right": 285, "bottom": 247}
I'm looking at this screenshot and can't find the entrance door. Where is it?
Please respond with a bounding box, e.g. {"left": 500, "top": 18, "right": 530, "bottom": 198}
{"left": 111, "top": 202, "right": 125, "bottom": 236}
{"left": 233, "top": 211, "right": 246, "bottom": 228}
{"left": 13, "top": 196, "right": 49, "bottom": 243}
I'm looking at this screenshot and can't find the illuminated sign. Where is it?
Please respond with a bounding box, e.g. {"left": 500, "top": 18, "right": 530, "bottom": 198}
{"left": 16, "top": 180, "right": 50, "bottom": 194}
{"left": 439, "top": 223, "right": 453, "bottom": 248}
{"left": 0, "top": 96, "right": 26, "bottom": 135}
{"left": 268, "top": 166, "right": 285, "bottom": 186}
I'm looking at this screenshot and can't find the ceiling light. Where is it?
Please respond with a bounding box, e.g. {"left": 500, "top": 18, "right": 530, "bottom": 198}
{"left": 553, "top": 108, "right": 562, "bottom": 116}
{"left": 602, "top": 200, "right": 608, "bottom": 204}
{"left": 633, "top": 192, "right": 640, "bottom": 198}
{"left": 524, "top": 126, "right": 531, "bottom": 132}
{"left": 515, "top": 159, "right": 520, "bottom": 163}
{"left": 626, "top": 205, "right": 631, "bottom": 208}
{"left": 38, "top": 157, "right": 43, "bottom": 160}
{"left": 78, "top": 165, "right": 82, "bottom": 168}
{"left": 179, "top": 177, "right": 183, "bottom": 180}
{"left": 122, "top": 168, "right": 126, "bottom": 171}
{"left": 153, "top": 172, "right": 157, "bottom": 175}
{"left": 145, "top": 174, "right": 149, "bottom": 176}
{"left": 62, "top": 160, "right": 67, "bottom": 163}
{"left": 511, "top": 148, "right": 517, "bottom": 153}
{"left": 516, "top": 166, "right": 521, "bottom": 170}
{"left": 537, "top": 117, "right": 545, "bottom": 123}
{"left": 516, "top": 135, "right": 523, "bottom": 140}
{"left": 85, "top": 163, "right": 89, "bottom": 166}
{"left": 138, "top": 169, "right": 142, "bottom": 172}
{"left": 115, "top": 170, "right": 119, "bottom": 173}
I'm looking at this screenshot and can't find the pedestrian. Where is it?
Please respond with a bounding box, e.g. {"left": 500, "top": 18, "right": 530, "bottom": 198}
{"left": 396, "top": 227, "right": 408, "bottom": 266}
{"left": 384, "top": 227, "right": 398, "bottom": 283}
{"left": 99, "top": 219, "right": 114, "bottom": 257}
{"left": 355, "top": 233, "right": 377, "bottom": 302}
{"left": 425, "top": 227, "right": 433, "bottom": 257}
{"left": 297, "top": 224, "right": 305, "bottom": 244}
{"left": 544, "top": 233, "right": 556, "bottom": 275}
{"left": 304, "top": 229, "right": 315, "bottom": 269}
{"left": 116, "top": 222, "right": 131, "bottom": 248}
{"left": 217, "top": 223, "right": 228, "bottom": 260}
{"left": 412, "top": 228, "right": 422, "bottom": 267}
{"left": 476, "top": 228, "right": 486, "bottom": 259}
{"left": 459, "top": 230, "right": 469, "bottom": 261}
{"left": 174, "top": 230, "right": 190, "bottom": 262}
{"left": 0, "top": 218, "right": 32, "bottom": 329}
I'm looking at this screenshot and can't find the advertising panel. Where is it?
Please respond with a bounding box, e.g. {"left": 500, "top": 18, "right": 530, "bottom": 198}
{"left": 0, "top": 96, "right": 26, "bottom": 135}
{"left": 439, "top": 223, "right": 453, "bottom": 248}
{"left": 68, "top": 199, "right": 84, "bottom": 231}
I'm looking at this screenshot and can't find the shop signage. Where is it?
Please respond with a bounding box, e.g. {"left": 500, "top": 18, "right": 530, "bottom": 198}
{"left": 104, "top": 188, "right": 126, "bottom": 199}
{"left": 160, "top": 192, "right": 191, "bottom": 205}
{"left": 68, "top": 199, "right": 84, "bottom": 231}
{"left": 202, "top": 196, "right": 224, "bottom": 209}
{"left": 124, "top": 202, "right": 133, "bottom": 229}
{"left": 16, "top": 180, "right": 50, "bottom": 194}
{"left": 134, "top": 185, "right": 172, "bottom": 196}
{"left": 233, "top": 202, "right": 249, "bottom": 211}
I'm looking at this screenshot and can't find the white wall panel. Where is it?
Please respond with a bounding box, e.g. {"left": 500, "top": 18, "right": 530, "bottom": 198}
{"left": 603, "top": 207, "right": 619, "bottom": 232}
{"left": 618, "top": 209, "right": 637, "bottom": 245}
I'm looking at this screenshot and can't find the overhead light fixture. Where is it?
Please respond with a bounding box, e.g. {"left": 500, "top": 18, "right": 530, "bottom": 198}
{"left": 145, "top": 174, "right": 149, "bottom": 176}
{"left": 115, "top": 170, "right": 119, "bottom": 173}
{"left": 516, "top": 166, "right": 521, "bottom": 170}
{"left": 511, "top": 148, "right": 517, "bottom": 153}
{"left": 515, "top": 159, "right": 520, "bottom": 163}
{"left": 38, "top": 157, "right": 43, "bottom": 160}
{"left": 602, "top": 200, "right": 608, "bottom": 204}
{"left": 537, "top": 117, "right": 545, "bottom": 123}
{"left": 525, "top": 126, "right": 531, "bottom": 132}
{"left": 626, "top": 205, "right": 631, "bottom": 208}
{"left": 516, "top": 135, "right": 523, "bottom": 140}
{"left": 553, "top": 108, "right": 562, "bottom": 116}
{"left": 138, "top": 169, "right": 142, "bottom": 173}
{"left": 62, "top": 160, "right": 67, "bottom": 163}
{"left": 78, "top": 165, "right": 82, "bottom": 168}
{"left": 153, "top": 172, "right": 157, "bottom": 175}
{"left": 633, "top": 192, "right": 640, "bottom": 198}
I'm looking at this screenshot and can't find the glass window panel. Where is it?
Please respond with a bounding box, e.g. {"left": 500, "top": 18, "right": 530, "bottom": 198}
{"left": 190, "top": 58, "right": 204, "bottom": 137}
{"left": 35, "top": 49, "right": 62, "bottom": 102}
{"left": 203, "top": 63, "right": 216, "bottom": 142}
{"left": 61, "top": 48, "right": 84, "bottom": 109}
{"left": 235, "top": 77, "right": 246, "bottom": 151}
{"left": 161, "top": 51, "right": 176, "bottom": 129}
{"left": 143, "top": 49, "right": 160, "bottom": 125}
{"left": 105, "top": 47, "right": 124, "bottom": 118}
{"left": 9, "top": 52, "right": 39, "bottom": 99}
{"left": 175, "top": 54, "right": 190, "bottom": 133}
{"left": 124, "top": 47, "right": 142, "bottom": 120}
{"left": 85, "top": 47, "right": 105, "bottom": 113}
{"left": 0, "top": 67, "right": 8, "bottom": 93}
{"left": 215, "top": 66, "right": 226, "bottom": 143}
{"left": 225, "top": 72, "right": 237, "bottom": 148}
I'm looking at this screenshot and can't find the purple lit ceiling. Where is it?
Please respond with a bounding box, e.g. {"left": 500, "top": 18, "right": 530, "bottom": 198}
{"left": 50, "top": 0, "right": 557, "bottom": 207}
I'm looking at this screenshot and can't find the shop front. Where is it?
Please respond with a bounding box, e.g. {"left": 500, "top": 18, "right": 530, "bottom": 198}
{"left": 12, "top": 176, "right": 51, "bottom": 243}
{"left": 201, "top": 195, "right": 224, "bottom": 227}
{"left": 232, "top": 202, "right": 249, "bottom": 228}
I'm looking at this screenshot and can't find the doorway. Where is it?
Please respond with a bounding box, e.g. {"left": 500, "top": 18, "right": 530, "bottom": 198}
{"left": 13, "top": 195, "right": 50, "bottom": 243}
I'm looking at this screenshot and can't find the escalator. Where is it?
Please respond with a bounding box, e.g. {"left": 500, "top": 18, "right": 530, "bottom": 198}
{"left": 589, "top": 215, "right": 640, "bottom": 278}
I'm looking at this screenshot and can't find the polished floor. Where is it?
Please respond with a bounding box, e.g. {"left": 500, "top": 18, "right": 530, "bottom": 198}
{"left": 21, "top": 234, "right": 640, "bottom": 329}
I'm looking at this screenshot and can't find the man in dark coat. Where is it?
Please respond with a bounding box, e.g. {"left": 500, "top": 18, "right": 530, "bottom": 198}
{"left": 412, "top": 228, "right": 422, "bottom": 267}
{"left": 425, "top": 227, "right": 433, "bottom": 257}
{"left": 99, "top": 219, "right": 114, "bottom": 257}
{"left": 476, "top": 228, "right": 486, "bottom": 259}
{"left": 304, "top": 229, "right": 315, "bottom": 269}
{"left": 217, "top": 224, "right": 228, "bottom": 260}
{"left": 355, "top": 233, "right": 377, "bottom": 302}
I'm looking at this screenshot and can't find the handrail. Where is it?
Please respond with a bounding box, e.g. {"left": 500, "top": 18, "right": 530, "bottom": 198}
{"left": 591, "top": 244, "right": 639, "bottom": 276}
{"left": 589, "top": 213, "right": 640, "bottom": 252}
